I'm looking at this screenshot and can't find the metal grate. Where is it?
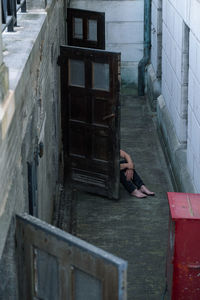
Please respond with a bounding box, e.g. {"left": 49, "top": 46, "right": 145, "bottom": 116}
{"left": 1, "top": 0, "right": 26, "bottom": 32}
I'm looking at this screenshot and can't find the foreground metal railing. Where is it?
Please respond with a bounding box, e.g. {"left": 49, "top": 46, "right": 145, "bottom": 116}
{"left": 1, "top": 0, "right": 26, "bottom": 32}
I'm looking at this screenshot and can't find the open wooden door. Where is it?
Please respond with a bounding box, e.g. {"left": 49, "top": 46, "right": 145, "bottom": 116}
{"left": 16, "top": 214, "right": 127, "bottom": 300}
{"left": 58, "top": 46, "right": 121, "bottom": 199}
{"left": 67, "top": 8, "right": 105, "bottom": 49}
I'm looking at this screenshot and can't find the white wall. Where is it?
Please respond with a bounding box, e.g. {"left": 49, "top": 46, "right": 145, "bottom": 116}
{"left": 151, "top": 0, "right": 162, "bottom": 78}
{"left": 160, "top": 0, "right": 200, "bottom": 191}
{"left": 187, "top": 30, "right": 200, "bottom": 191}
{"left": 162, "top": 0, "right": 188, "bottom": 144}
{"left": 70, "top": 0, "right": 144, "bottom": 86}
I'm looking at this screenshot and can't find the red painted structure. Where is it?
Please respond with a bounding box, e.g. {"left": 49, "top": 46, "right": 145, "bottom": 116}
{"left": 167, "top": 192, "right": 200, "bottom": 299}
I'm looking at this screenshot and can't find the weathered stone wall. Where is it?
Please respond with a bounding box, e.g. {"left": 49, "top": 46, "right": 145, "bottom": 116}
{"left": 0, "top": 0, "right": 66, "bottom": 297}
{"left": 70, "top": 0, "right": 144, "bottom": 88}
{"left": 151, "top": 0, "right": 200, "bottom": 192}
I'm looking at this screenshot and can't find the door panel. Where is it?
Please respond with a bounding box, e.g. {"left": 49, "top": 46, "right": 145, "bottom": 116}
{"left": 67, "top": 8, "right": 105, "bottom": 50}
{"left": 58, "top": 45, "right": 120, "bottom": 199}
{"left": 16, "top": 214, "right": 127, "bottom": 300}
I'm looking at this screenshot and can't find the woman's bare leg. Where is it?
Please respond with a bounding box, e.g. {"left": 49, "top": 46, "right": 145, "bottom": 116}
{"left": 131, "top": 189, "right": 147, "bottom": 198}
{"left": 140, "top": 185, "right": 155, "bottom": 196}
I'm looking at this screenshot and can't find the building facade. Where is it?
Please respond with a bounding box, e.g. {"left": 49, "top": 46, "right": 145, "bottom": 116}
{"left": 147, "top": 0, "right": 200, "bottom": 193}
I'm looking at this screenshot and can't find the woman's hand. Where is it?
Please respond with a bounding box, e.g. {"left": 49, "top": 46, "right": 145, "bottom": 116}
{"left": 127, "top": 162, "right": 134, "bottom": 170}
{"left": 125, "top": 168, "right": 134, "bottom": 181}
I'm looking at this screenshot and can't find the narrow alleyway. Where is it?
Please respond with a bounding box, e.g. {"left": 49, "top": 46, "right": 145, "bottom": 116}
{"left": 55, "top": 94, "right": 173, "bottom": 299}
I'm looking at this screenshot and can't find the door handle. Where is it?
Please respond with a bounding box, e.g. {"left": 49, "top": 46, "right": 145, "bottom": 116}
{"left": 103, "top": 113, "right": 115, "bottom": 121}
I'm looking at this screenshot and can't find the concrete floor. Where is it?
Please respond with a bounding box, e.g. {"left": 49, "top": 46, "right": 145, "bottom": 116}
{"left": 57, "top": 95, "right": 174, "bottom": 299}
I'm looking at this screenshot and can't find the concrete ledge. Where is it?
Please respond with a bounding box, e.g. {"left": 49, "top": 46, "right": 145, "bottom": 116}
{"left": 3, "top": 10, "right": 47, "bottom": 91}
{"left": 0, "top": 63, "right": 9, "bottom": 104}
{"left": 146, "top": 63, "right": 161, "bottom": 111}
{"left": 157, "top": 95, "right": 195, "bottom": 193}
{"left": 0, "top": 91, "right": 15, "bottom": 141}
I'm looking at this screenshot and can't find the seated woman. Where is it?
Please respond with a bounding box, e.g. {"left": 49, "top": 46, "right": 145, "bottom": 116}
{"left": 120, "top": 149, "right": 155, "bottom": 198}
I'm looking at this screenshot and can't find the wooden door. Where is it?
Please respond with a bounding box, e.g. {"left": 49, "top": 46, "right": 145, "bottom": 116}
{"left": 16, "top": 214, "right": 127, "bottom": 300}
{"left": 67, "top": 8, "right": 105, "bottom": 49}
{"left": 58, "top": 45, "right": 121, "bottom": 199}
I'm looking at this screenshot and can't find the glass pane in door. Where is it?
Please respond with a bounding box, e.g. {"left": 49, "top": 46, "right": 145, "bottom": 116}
{"left": 74, "top": 18, "right": 83, "bottom": 39}
{"left": 92, "top": 63, "right": 109, "bottom": 91}
{"left": 73, "top": 267, "right": 102, "bottom": 300}
{"left": 88, "top": 19, "right": 97, "bottom": 41}
{"left": 68, "top": 59, "right": 85, "bottom": 87}
{"left": 34, "top": 248, "right": 59, "bottom": 300}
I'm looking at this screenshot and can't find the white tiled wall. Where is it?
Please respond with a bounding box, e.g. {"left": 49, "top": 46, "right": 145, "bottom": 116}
{"left": 161, "top": 0, "right": 200, "bottom": 191}
{"left": 70, "top": 0, "right": 144, "bottom": 84}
